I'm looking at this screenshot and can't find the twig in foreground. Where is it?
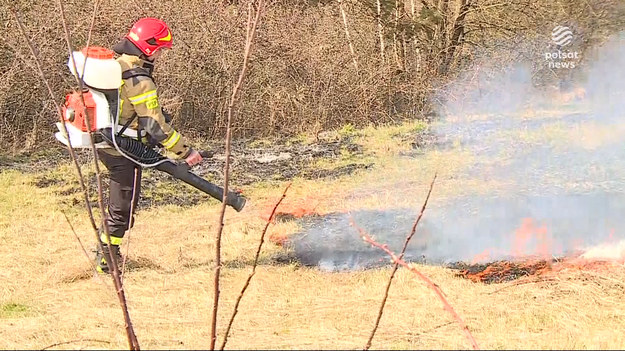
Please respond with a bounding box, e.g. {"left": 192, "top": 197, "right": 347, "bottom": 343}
{"left": 41, "top": 338, "right": 110, "bottom": 350}
{"left": 61, "top": 211, "right": 111, "bottom": 289}
{"left": 220, "top": 182, "right": 291, "bottom": 350}
{"left": 9, "top": 7, "right": 98, "bottom": 233}
{"left": 122, "top": 168, "right": 140, "bottom": 281}
{"left": 363, "top": 174, "right": 437, "bottom": 350}
{"left": 210, "top": 1, "right": 266, "bottom": 349}
{"left": 57, "top": 1, "right": 140, "bottom": 349}
{"left": 352, "top": 223, "right": 480, "bottom": 350}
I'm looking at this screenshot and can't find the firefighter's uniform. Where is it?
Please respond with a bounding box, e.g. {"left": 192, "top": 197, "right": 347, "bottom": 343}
{"left": 97, "top": 54, "right": 192, "bottom": 251}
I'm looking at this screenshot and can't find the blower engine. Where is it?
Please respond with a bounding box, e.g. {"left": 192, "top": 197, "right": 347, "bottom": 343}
{"left": 55, "top": 47, "right": 126, "bottom": 148}
{"left": 55, "top": 46, "right": 246, "bottom": 212}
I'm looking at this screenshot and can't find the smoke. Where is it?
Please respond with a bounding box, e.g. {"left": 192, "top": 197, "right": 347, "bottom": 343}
{"left": 290, "top": 33, "right": 625, "bottom": 271}
{"left": 581, "top": 239, "right": 625, "bottom": 261}
{"left": 428, "top": 32, "right": 625, "bottom": 264}
{"left": 440, "top": 63, "right": 534, "bottom": 117}
{"left": 585, "top": 34, "right": 625, "bottom": 119}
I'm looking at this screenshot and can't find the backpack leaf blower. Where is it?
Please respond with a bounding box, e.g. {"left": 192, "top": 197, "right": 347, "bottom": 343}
{"left": 55, "top": 46, "right": 246, "bottom": 212}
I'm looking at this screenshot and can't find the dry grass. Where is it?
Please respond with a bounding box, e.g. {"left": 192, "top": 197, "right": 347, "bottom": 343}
{"left": 3, "top": 228, "right": 625, "bottom": 350}
{"left": 3, "top": 120, "right": 625, "bottom": 349}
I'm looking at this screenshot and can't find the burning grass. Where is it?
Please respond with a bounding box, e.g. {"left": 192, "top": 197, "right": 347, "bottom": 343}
{"left": 450, "top": 213, "right": 625, "bottom": 284}
{"left": 4, "top": 166, "right": 625, "bottom": 349}
{"left": 453, "top": 255, "right": 625, "bottom": 285}
{"left": 453, "top": 259, "right": 552, "bottom": 284}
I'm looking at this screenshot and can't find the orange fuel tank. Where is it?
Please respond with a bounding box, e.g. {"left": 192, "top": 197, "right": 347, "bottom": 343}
{"left": 62, "top": 90, "right": 98, "bottom": 132}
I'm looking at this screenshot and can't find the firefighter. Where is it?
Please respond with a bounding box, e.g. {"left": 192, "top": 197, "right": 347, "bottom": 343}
{"left": 95, "top": 17, "right": 203, "bottom": 274}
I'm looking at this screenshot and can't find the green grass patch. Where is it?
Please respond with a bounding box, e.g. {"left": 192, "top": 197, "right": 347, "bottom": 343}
{"left": 338, "top": 123, "right": 359, "bottom": 138}
{"left": 355, "top": 120, "right": 429, "bottom": 156}
{"left": 0, "top": 303, "right": 29, "bottom": 318}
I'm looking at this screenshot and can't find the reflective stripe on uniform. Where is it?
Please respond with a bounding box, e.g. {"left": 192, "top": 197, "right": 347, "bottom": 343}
{"left": 100, "top": 233, "right": 123, "bottom": 246}
{"left": 162, "top": 130, "right": 181, "bottom": 149}
{"left": 117, "top": 85, "right": 124, "bottom": 115}
{"left": 128, "top": 89, "right": 158, "bottom": 105}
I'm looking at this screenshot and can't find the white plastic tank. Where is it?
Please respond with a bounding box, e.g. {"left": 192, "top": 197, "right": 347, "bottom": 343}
{"left": 68, "top": 46, "right": 122, "bottom": 90}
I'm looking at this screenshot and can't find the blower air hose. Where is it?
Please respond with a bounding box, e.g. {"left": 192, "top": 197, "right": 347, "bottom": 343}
{"left": 100, "top": 128, "right": 246, "bottom": 212}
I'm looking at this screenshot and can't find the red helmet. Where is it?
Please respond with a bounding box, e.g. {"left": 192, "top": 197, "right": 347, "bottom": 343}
{"left": 125, "top": 18, "right": 173, "bottom": 56}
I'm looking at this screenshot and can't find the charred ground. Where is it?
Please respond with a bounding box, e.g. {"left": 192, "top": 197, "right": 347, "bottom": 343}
{"left": 6, "top": 126, "right": 433, "bottom": 209}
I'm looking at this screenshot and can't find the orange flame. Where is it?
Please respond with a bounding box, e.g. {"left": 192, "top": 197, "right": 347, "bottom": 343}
{"left": 459, "top": 260, "right": 551, "bottom": 283}
{"left": 471, "top": 248, "right": 492, "bottom": 264}
{"left": 460, "top": 238, "right": 625, "bottom": 284}
{"left": 268, "top": 230, "right": 288, "bottom": 246}
{"left": 260, "top": 196, "right": 322, "bottom": 223}
{"left": 511, "top": 218, "right": 551, "bottom": 259}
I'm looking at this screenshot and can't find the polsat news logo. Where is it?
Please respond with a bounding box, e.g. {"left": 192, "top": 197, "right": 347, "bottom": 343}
{"left": 552, "top": 25, "right": 573, "bottom": 46}
{"left": 545, "top": 25, "right": 579, "bottom": 69}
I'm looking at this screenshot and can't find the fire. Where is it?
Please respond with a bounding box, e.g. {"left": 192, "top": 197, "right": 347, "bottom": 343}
{"left": 268, "top": 227, "right": 289, "bottom": 246}
{"left": 470, "top": 249, "right": 492, "bottom": 264}
{"left": 458, "top": 260, "right": 551, "bottom": 284}
{"left": 511, "top": 218, "right": 551, "bottom": 259}
{"left": 260, "top": 196, "right": 322, "bottom": 223}
{"left": 261, "top": 195, "right": 325, "bottom": 246}
{"left": 457, "top": 255, "right": 623, "bottom": 284}
{"left": 458, "top": 220, "right": 624, "bottom": 284}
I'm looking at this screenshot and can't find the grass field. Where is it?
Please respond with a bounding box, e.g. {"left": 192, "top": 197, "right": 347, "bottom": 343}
{"left": 2, "top": 119, "right": 625, "bottom": 350}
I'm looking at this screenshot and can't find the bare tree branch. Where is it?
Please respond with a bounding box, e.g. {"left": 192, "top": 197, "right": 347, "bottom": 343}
{"left": 210, "top": 1, "right": 267, "bottom": 349}
{"left": 121, "top": 168, "right": 140, "bottom": 281}
{"left": 353, "top": 222, "right": 479, "bottom": 350}
{"left": 13, "top": 3, "right": 140, "bottom": 349}
{"left": 80, "top": 0, "right": 100, "bottom": 79}
{"left": 458, "top": 1, "right": 508, "bottom": 18}
{"left": 9, "top": 8, "right": 98, "bottom": 235}
{"left": 220, "top": 182, "right": 291, "bottom": 350}
{"left": 41, "top": 338, "right": 111, "bottom": 350}
{"left": 339, "top": 0, "right": 360, "bottom": 71}
{"left": 61, "top": 211, "right": 112, "bottom": 290}
{"left": 361, "top": 173, "right": 437, "bottom": 350}
{"left": 56, "top": 1, "right": 140, "bottom": 349}
{"left": 375, "top": 0, "right": 386, "bottom": 63}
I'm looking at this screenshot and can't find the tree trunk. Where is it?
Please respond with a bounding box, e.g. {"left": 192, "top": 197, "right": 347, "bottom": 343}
{"left": 440, "top": 0, "right": 471, "bottom": 75}
{"left": 376, "top": 0, "right": 386, "bottom": 64}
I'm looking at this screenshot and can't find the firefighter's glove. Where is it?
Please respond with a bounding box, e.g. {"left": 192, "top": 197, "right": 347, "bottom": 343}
{"left": 161, "top": 108, "right": 173, "bottom": 123}
{"left": 185, "top": 149, "right": 203, "bottom": 167}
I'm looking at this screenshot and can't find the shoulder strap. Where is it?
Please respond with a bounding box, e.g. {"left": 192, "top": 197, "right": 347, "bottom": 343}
{"left": 116, "top": 113, "right": 137, "bottom": 137}
{"left": 121, "top": 67, "right": 152, "bottom": 80}
{"left": 118, "top": 67, "right": 153, "bottom": 141}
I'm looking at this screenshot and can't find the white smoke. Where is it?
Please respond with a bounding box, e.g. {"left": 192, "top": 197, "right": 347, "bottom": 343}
{"left": 290, "top": 33, "right": 625, "bottom": 270}
{"left": 581, "top": 240, "right": 625, "bottom": 261}
{"left": 426, "top": 32, "right": 625, "bottom": 263}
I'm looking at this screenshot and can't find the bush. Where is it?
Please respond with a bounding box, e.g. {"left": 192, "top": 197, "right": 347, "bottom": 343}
{"left": 1, "top": 0, "right": 623, "bottom": 153}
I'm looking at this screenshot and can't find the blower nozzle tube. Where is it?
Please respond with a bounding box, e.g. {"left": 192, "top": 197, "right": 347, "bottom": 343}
{"left": 155, "top": 161, "right": 246, "bottom": 212}
{"left": 100, "top": 128, "right": 246, "bottom": 212}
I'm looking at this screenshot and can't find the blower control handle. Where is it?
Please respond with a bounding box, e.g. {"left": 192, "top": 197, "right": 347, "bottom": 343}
{"left": 199, "top": 150, "right": 214, "bottom": 159}
{"left": 180, "top": 150, "right": 213, "bottom": 171}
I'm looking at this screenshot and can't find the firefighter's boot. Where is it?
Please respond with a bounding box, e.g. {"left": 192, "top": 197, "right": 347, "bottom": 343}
{"left": 95, "top": 244, "right": 122, "bottom": 274}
